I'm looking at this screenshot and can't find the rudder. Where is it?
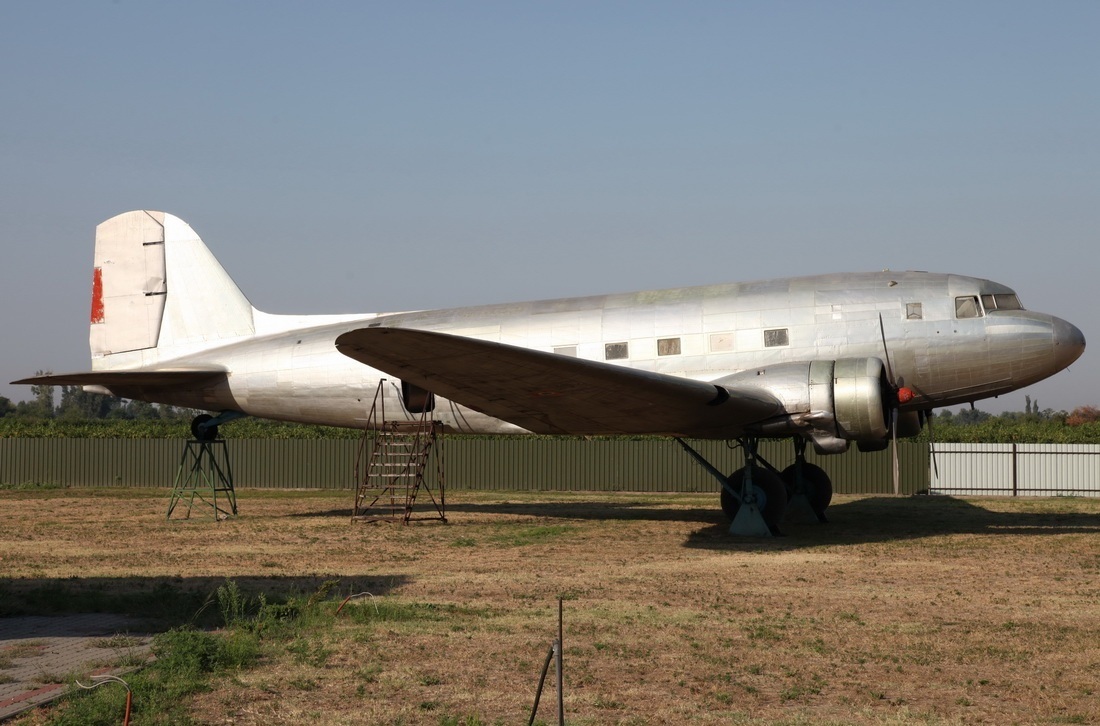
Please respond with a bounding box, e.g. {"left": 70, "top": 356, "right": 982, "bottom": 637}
{"left": 90, "top": 211, "right": 255, "bottom": 367}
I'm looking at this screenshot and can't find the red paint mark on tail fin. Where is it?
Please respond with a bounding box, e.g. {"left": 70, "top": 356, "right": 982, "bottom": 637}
{"left": 90, "top": 267, "right": 104, "bottom": 323}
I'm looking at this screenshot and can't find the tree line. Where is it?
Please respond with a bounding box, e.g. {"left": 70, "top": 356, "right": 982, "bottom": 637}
{"left": 3, "top": 381, "right": 1100, "bottom": 443}
{"left": 2, "top": 375, "right": 196, "bottom": 422}
{"left": 0, "top": 377, "right": 357, "bottom": 439}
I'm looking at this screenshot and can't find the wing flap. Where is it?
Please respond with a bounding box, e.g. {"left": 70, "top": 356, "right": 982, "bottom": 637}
{"left": 336, "top": 328, "right": 780, "bottom": 436}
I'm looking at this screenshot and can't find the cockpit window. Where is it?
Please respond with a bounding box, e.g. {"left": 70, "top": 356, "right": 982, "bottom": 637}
{"left": 981, "top": 293, "right": 1024, "bottom": 312}
{"left": 955, "top": 296, "right": 982, "bottom": 319}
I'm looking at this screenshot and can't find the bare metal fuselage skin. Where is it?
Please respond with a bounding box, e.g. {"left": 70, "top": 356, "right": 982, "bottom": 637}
{"left": 108, "top": 270, "right": 1083, "bottom": 438}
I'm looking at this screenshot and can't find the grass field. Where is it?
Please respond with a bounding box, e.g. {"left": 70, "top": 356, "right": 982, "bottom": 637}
{"left": 2, "top": 488, "right": 1099, "bottom": 725}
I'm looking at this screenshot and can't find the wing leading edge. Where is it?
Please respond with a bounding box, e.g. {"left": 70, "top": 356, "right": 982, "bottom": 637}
{"left": 336, "top": 328, "right": 781, "bottom": 437}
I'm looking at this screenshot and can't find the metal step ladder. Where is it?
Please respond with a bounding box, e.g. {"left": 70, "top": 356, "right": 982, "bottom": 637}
{"left": 352, "top": 381, "right": 446, "bottom": 524}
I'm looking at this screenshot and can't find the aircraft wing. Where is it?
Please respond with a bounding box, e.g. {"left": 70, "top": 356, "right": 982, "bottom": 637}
{"left": 336, "top": 328, "right": 781, "bottom": 436}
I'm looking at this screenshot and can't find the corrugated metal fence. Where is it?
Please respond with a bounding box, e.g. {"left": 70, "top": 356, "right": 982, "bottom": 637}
{"left": 7, "top": 438, "right": 1098, "bottom": 497}
{"left": 930, "top": 443, "right": 1100, "bottom": 497}
{"left": 0, "top": 437, "right": 930, "bottom": 494}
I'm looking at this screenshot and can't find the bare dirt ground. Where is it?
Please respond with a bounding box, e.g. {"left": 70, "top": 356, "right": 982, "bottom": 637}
{"left": 2, "top": 488, "right": 1099, "bottom": 725}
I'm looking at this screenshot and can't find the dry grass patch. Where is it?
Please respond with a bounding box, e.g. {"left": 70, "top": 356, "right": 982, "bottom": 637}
{"left": 2, "top": 488, "right": 1100, "bottom": 724}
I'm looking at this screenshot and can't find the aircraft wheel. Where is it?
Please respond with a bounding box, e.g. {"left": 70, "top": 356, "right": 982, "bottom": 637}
{"left": 190, "top": 414, "right": 218, "bottom": 441}
{"left": 780, "top": 463, "right": 833, "bottom": 513}
{"left": 720, "top": 481, "right": 738, "bottom": 520}
{"left": 721, "top": 466, "right": 787, "bottom": 528}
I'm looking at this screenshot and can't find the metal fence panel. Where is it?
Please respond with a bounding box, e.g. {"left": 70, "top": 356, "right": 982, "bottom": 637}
{"left": 930, "top": 443, "right": 1100, "bottom": 497}
{"left": 1, "top": 437, "right": 929, "bottom": 494}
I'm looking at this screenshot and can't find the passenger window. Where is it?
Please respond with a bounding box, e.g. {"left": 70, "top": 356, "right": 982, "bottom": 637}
{"left": 709, "top": 333, "right": 734, "bottom": 352}
{"left": 605, "top": 342, "right": 629, "bottom": 360}
{"left": 657, "top": 338, "right": 681, "bottom": 356}
{"left": 906, "top": 303, "right": 923, "bottom": 320}
{"left": 764, "top": 328, "right": 789, "bottom": 347}
{"left": 955, "top": 296, "right": 982, "bottom": 319}
{"left": 554, "top": 346, "right": 577, "bottom": 357}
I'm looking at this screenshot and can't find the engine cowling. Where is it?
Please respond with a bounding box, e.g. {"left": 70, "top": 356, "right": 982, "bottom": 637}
{"left": 715, "top": 358, "right": 893, "bottom": 454}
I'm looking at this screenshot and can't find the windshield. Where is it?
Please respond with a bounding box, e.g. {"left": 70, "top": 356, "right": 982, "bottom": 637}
{"left": 981, "top": 293, "right": 1024, "bottom": 312}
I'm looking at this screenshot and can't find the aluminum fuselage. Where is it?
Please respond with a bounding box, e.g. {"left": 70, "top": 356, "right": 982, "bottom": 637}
{"left": 120, "top": 270, "right": 1081, "bottom": 436}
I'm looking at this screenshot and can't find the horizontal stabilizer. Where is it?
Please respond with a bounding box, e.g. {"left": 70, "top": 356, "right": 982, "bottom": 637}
{"left": 11, "top": 369, "right": 225, "bottom": 388}
{"left": 336, "top": 328, "right": 780, "bottom": 436}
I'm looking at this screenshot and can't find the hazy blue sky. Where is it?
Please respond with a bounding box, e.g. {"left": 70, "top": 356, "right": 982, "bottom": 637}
{"left": 2, "top": 2, "right": 1097, "bottom": 413}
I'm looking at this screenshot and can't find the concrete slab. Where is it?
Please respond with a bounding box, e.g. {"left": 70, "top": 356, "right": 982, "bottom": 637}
{"left": 0, "top": 614, "right": 154, "bottom": 722}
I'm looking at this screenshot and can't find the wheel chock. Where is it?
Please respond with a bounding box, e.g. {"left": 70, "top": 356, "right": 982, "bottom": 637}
{"left": 728, "top": 500, "right": 773, "bottom": 537}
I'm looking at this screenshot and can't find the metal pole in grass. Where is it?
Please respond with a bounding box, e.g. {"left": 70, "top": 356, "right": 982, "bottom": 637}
{"left": 527, "top": 597, "right": 566, "bottom": 726}
{"left": 556, "top": 596, "right": 564, "bottom": 726}
{"left": 528, "top": 645, "right": 555, "bottom": 726}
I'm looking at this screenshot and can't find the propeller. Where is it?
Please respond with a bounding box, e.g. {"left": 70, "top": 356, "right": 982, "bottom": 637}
{"left": 879, "top": 314, "right": 915, "bottom": 496}
{"left": 925, "top": 408, "right": 940, "bottom": 483}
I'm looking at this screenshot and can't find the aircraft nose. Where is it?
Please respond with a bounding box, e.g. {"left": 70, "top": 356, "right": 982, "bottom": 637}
{"left": 1053, "top": 317, "right": 1086, "bottom": 371}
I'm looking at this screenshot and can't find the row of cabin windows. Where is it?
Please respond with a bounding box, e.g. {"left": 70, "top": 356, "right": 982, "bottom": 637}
{"left": 555, "top": 329, "right": 792, "bottom": 361}
{"left": 607, "top": 331, "right": 789, "bottom": 360}
{"left": 558, "top": 295, "right": 1023, "bottom": 361}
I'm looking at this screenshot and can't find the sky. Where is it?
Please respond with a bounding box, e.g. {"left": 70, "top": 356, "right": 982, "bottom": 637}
{"left": 1, "top": 1, "right": 1097, "bottom": 414}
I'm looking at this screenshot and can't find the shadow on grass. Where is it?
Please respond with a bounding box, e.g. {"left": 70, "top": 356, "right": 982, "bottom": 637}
{"left": 446, "top": 498, "right": 718, "bottom": 523}
{"left": 424, "top": 495, "right": 1100, "bottom": 550}
{"left": 685, "top": 495, "right": 1100, "bottom": 550}
{"left": 295, "top": 499, "right": 717, "bottom": 523}
{"left": 281, "top": 494, "right": 1100, "bottom": 550}
{"left": 0, "top": 573, "right": 411, "bottom": 627}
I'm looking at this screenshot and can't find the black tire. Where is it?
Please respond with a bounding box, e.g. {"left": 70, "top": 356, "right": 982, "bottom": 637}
{"left": 722, "top": 466, "right": 787, "bottom": 529}
{"left": 720, "top": 481, "right": 739, "bottom": 520}
{"left": 191, "top": 414, "right": 218, "bottom": 441}
{"left": 780, "top": 463, "right": 833, "bottom": 513}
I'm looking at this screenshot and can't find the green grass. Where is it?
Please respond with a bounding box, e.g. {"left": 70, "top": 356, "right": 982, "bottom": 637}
{"left": 22, "top": 580, "right": 305, "bottom": 725}
{"left": 22, "top": 577, "right": 509, "bottom": 724}
{"left": 488, "top": 524, "right": 574, "bottom": 547}
{"left": 0, "top": 481, "right": 67, "bottom": 490}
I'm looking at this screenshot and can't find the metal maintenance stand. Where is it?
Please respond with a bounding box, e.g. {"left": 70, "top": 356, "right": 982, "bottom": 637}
{"left": 352, "top": 381, "right": 446, "bottom": 524}
{"left": 166, "top": 439, "right": 238, "bottom": 520}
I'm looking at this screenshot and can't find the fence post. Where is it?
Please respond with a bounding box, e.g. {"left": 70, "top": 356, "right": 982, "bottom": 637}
{"left": 1011, "top": 443, "right": 1018, "bottom": 497}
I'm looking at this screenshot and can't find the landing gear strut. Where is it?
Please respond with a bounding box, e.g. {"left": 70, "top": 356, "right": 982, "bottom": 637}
{"left": 676, "top": 437, "right": 786, "bottom": 536}
{"left": 677, "top": 436, "right": 835, "bottom": 536}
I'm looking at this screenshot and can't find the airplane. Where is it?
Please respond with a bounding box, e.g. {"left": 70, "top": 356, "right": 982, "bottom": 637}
{"left": 14, "top": 210, "right": 1086, "bottom": 535}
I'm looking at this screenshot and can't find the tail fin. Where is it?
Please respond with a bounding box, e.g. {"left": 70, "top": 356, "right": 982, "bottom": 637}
{"left": 91, "top": 211, "right": 255, "bottom": 368}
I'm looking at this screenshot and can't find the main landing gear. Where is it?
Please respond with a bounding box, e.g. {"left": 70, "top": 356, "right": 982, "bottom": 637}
{"left": 780, "top": 438, "right": 832, "bottom": 525}
{"left": 676, "top": 437, "right": 834, "bottom": 537}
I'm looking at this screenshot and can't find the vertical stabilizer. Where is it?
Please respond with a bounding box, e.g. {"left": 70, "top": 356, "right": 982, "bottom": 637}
{"left": 90, "top": 211, "right": 255, "bottom": 367}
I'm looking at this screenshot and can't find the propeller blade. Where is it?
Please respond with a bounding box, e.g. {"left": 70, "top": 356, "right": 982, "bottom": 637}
{"left": 891, "top": 408, "right": 900, "bottom": 496}
{"left": 881, "top": 313, "right": 902, "bottom": 495}
{"left": 878, "top": 313, "right": 896, "bottom": 385}
{"left": 927, "top": 409, "right": 940, "bottom": 480}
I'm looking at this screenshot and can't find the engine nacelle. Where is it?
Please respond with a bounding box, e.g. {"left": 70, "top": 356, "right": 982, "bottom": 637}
{"left": 401, "top": 380, "right": 436, "bottom": 414}
{"left": 716, "top": 358, "right": 892, "bottom": 453}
